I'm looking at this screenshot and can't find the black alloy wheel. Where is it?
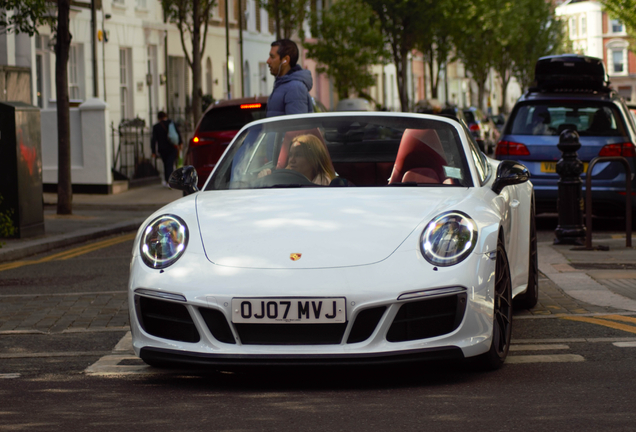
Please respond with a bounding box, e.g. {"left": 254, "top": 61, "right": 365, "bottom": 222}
{"left": 473, "top": 237, "right": 513, "bottom": 370}
{"left": 514, "top": 196, "right": 539, "bottom": 309}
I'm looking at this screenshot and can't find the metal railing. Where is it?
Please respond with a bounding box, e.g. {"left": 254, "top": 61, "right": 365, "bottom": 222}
{"left": 584, "top": 156, "right": 632, "bottom": 249}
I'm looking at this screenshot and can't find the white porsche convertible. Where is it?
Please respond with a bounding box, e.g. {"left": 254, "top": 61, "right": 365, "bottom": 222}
{"left": 129, "top": 112, "right": 536, "bottom": 370}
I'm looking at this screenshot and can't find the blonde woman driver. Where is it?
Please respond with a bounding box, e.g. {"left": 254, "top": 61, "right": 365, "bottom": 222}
{"left": 259, "top": 134, "right": 336, "bottom": 185}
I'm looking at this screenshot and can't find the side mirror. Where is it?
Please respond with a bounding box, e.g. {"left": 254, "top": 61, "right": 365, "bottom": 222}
{"left": 492, "top": 160, "right": 530, "bottom": 194}
{"left": 168, "top": 165, "right": 200, "bottom": 196}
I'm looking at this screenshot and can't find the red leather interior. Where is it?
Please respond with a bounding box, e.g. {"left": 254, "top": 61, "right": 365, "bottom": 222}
{"left": 389, "top": 129, "right": 448, "bottom": 184}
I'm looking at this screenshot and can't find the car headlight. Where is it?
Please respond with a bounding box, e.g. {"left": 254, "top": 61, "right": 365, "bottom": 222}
{"left": 140, "top": 215, "right": 188, "bottom": 269}
{"left": 420, "top": 211, "right": 477, "bottom": 267}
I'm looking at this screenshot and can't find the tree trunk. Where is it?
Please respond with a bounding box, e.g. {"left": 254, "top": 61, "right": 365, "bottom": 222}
{"left": 394, "top": 47, "right": 410, "bottom": 112}
{"left": 56, "top": 0, "right": 72, "bottom": 215}
{"left": 191, "top": 0, "right": 202, "bottom": 124}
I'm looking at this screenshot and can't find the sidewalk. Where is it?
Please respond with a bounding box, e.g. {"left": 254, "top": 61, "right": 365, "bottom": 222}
{"left": 0, "top": 184, "right": 183, "bottom": 263}
{"left": 1, "top": 184, "right": 636, "bottom": 315}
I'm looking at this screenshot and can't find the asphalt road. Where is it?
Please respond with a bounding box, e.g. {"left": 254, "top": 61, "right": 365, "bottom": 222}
{"left": 1, "top": 226, "right": 636, "bottom": 431}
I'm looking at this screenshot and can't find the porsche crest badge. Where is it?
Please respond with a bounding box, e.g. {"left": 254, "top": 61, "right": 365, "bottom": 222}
{"left": 290, "top": 253, "right": 302, "bottom": 261}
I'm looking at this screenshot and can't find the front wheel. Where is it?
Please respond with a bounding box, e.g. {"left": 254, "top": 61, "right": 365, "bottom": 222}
{"left": 473, "top": 237, "right": 513, "bottom": 371}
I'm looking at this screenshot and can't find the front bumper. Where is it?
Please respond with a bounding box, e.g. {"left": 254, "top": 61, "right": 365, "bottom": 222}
{"left": 129, "top": 249, "right": 496, "bottom": 366}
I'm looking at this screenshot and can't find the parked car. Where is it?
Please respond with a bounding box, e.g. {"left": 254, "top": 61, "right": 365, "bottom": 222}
{"left": 129, "top": 111, "right": 536, "bottom": 372}
{"left": 335, "top": 97, "right": 375, "bottom": 111}
{"left": 463, "top": 107, "right": 497, "bottom": 154}
{"left": 186, "top": 96, "right": 326, "bottom": 188}
{"left": 489, "top": 114, "right": 506, "bottom": 133}
{"left": 496, "top": 54, "right": 636, "bottom": 216}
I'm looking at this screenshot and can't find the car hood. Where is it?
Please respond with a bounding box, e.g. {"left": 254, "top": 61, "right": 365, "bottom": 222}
{"left": 196, "top": 188, "right": 469, "bottom": 269}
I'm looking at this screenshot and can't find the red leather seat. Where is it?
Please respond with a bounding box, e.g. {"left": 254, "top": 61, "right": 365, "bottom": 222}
{"left": 389, "top": 129, "right": 448, "bottom": 184}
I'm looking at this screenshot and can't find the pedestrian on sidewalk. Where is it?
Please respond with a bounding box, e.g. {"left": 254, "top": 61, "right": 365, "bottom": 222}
{"left": 266, "top": 39, "right": 313, "bottom": 117}
{"left": 151, "top": 111, "right": 183, "bottom": 186}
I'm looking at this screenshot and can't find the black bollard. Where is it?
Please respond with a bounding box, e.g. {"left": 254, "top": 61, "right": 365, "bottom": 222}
{"left": 554, "top": 130, "right": 586, "bottom": 245}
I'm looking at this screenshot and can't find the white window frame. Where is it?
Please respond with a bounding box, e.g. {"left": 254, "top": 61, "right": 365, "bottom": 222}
{"left": 211, "top": 1, "right": 220, "bottom": 20}
{"left": 607, "top": 40, "right": 629, "bottom": 76}
{"left": 68, "top": 44, "right": 84, "bottom": 101}
{"left": 580, "top": 15, "right": 586, "bottom": 37}
{"left": 119, "top": 48, "right": 133, "bottom": 119}
{"left": 569, "top": 16, "right": 577, "bottom": 38}
{"left": 610, "top": 18, "right": 625, "bottom": 34}
{"left": 135, "top": 0, "right": 147, "bottom": 10}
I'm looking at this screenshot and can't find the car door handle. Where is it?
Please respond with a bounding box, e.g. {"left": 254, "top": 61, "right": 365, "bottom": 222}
{"left": 510, "top": 199, "right": 520, "bottom": 208}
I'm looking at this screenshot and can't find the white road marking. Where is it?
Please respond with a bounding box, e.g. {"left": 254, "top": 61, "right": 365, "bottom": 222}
{"left": 509, "top": 344, "right": 569, "bottom": 351}
{"left": 613, "top": 341, "right": 636, "bottom": 347}
{"left": 506, "top": 354, "right": 585, "bottom": 364}
{"left": 0, "top": 351, "right": 110, "bottom": 359}
{"left": 0, "top": 373, "right": 21, "bottom": 379}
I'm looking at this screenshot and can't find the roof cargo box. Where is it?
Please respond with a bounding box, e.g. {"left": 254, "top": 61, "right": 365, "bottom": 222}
{"left": 534, "top": 54, "right": 609, "bottom": 91}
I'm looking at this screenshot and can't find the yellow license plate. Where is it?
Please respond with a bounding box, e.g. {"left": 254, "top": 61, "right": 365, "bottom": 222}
{"left": 540, "top": 162, "right": 589, "bottom": 173}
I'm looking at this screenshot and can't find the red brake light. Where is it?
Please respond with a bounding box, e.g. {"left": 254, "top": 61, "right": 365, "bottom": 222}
{"left": 495, "top": 140, "right": 530, "bottom": 157}
{"left": 240, "top": 103, "right": 262, "bottom": 109}
{"left": 190, "top": 136, "right": 206, "bottom": 147}
{"left": 599, "top": 142, "right": 635, "bottom": 157}
{"left": 469, "top": 124, "right": 480, "bottom": 132}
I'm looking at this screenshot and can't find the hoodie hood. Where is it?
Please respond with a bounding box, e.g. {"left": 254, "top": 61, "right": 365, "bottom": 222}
{"left": 274, "top": 65, "right": 313, "bottom": 92}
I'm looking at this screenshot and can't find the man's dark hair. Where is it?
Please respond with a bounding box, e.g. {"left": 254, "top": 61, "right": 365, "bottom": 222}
{"left": 157, "top": 111, "right": 167, "bottom": 120}
{"left": 271, "top": 39, "right": 299, "bottom": 67}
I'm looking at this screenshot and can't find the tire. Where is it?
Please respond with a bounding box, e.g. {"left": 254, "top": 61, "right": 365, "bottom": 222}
{"left": 514, "top": 196, "right": 539, "bottom": 309}
{"left": 473, "top": 237, "right": 513, "bottom": 371}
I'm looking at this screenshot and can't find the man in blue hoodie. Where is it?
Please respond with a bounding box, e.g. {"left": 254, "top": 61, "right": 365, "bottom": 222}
{"left": 266, "top": 39, "right": 313, "bottom": 117}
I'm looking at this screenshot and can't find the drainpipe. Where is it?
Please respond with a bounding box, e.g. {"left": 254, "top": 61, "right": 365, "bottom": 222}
{"left": 91, "top": 0, "right": 98, "bottom": 97}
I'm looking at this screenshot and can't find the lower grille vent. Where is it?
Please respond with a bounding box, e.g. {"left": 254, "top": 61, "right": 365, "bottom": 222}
{"left": 136, "top": 296, "right": 200, "bottom": 343}
{"left": 347, "top": 306, "right": 387, "bottom": 344}
{"left": 387, "top": 293, "right": 466, "bottom": 342}
{"left": 199, "top": 307, "right": 236, "bottom": 344}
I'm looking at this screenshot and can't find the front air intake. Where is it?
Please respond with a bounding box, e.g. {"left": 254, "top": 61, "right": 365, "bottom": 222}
{"left": 135, "top": 296, "right": 200, "bottom": 343}
{"left": 387, "top": 293, "right": 466, "bottom": 342}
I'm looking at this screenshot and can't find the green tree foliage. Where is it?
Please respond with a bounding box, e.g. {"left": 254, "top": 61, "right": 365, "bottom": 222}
{"left": 0, "top": 0, "right": 55, "bottom": 35}
{"left": 362, "top": 0, "right": 428, "bottom": 112}
{"left": 511, "top": 0, "right": 565, "bottom": 92}
{"left": 601, "top": 0, "right": 636, "bottom": 45}
{"left": 413, "top": 0, "right": 456, "bottom": 100}
{"left": 258, "top": 0, "right": 308, "bottom": 40}
{"left": 452, "top": 0, "right": 498, "bottom": 111}
{"left": 162, "top": 0, "right": 216, "bottom": 124}
{"left": 305, "top": 0, "right": 389, "bottom": 101}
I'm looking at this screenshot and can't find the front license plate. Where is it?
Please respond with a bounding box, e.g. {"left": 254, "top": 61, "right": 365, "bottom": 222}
{"left": 231, "top": 298, "right": 346, "bottom": 324}
{"left": 541, "top": 161, "right": 589, "bottom": 173}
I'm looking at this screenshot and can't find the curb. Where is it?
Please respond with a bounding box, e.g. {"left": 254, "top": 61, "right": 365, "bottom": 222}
{"left": 0, "top": 218, "right": 146, "bottom": 264}
{"left": 538, "top": 242, "right": 636, "bottom": 312}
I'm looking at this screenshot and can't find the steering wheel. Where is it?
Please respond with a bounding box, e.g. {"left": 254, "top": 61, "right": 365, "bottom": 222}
{"left": 254, "top": 169, "right": 314, "bottom": 187}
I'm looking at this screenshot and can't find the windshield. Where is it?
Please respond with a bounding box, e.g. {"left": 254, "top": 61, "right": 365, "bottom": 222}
{"left": 206, "top": 115, "right": 473, "bottom": 190}
{"left": 509, "top": 102, "right": 627, "bottom": 137}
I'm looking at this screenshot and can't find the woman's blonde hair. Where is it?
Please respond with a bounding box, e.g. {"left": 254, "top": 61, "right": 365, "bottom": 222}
{"left": 288, "top": 134, "right": 336, "bottom": 181}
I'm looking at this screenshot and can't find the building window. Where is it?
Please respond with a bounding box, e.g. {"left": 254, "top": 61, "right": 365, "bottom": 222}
{"left": 581, "top": 16, "right": 586, "bottom": 36}
{"left": 259, "top": 62, "right": 267, "bottom": 96}
{"left": 211, "top": 1, "right": 219, "bottom": 18}
{"left": 618, "top": 86, "right": 632, "bottom": 102}
{"left": 35, "top": 35, "right": 51, "bottom": 108}
{"left": 569, "top": 16, "right": 577, "bottom": 38}
{"left": 611, "top": 19, "right": 624, "bottom": 33}
{"left": 68, "top": 44, "right": 82, "bottom": 100}
{"left": 612, "top": 49, "right": 625, "bottom": 73}
{"left": 136, "top": 0, "right": 147, "bottom": 9}
{"left": 113, "top": 0, "right": 125, "bottom": 4}
{"left": 120, "top": 48, "right": 132, "bottom": 119}
{"left": 607, "top": 39, "right": 629, "bottom": 76}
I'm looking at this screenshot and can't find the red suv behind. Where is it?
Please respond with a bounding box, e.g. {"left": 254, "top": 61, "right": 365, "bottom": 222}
{"left": 185, "top": 96, "right": 268, "bottom": 188}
